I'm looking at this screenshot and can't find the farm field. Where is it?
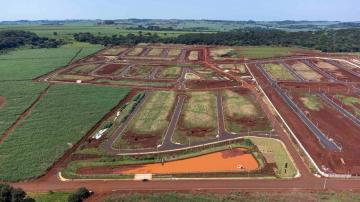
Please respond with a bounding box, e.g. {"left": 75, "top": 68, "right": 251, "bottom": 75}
{"left": 0, "top": 84, "right": 129, "bottom": 181}
{"left": 223, "top": 90, "right": 272, "bottom": 133}
{"left": 173, "top": 92, "right": 217, "bottom": 145}
{"left": 0, "top": 81, "right": 48, "bottom": 136}
{"left": 113, "top": 91, "right": 176, "bottom": 149}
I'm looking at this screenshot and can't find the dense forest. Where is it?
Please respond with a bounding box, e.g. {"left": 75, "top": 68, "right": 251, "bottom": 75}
{"left": 0, "top": 30, "right": 64, "bottom": 51}
{"left": 74, "top": 28, "right": 360, "bottom": 52}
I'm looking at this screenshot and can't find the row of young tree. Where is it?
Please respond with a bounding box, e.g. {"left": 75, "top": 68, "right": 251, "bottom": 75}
{"left": 74, "top": 28, "right": 360, "bottom": 52}
{"left": 0, "top": 30, "right": 64, "bottom": 51}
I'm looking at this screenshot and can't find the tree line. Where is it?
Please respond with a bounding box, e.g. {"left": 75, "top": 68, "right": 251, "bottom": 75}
{"left": 74, "top": 28, "right": 360, "bottom": 52}
{"left": 0, "top": 30, "right": 64, "bottom": 51}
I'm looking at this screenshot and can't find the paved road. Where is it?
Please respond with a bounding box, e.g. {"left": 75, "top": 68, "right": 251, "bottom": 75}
{"left": 255, "top": 63, "right": 340, "bottom": 151}
{"left": 319, "top": 93, "right": 360, "bottom": 126}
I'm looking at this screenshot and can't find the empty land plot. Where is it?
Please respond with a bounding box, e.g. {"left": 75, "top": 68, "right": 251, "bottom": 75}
{"left": 219, "top": 64, "right": 247, "bottom": 74}
{"left": 262, "top": 64, "right": 295, "bottom": 80}
{"left": 290, "top": 61, "right": 323, "bottom": 81}
{"left": 95, "top": 79, "right": 176, "bottom": 87}
{"left": 334, "top": 95, "right": 360, "bottom": 116}
{"left": 101, "top": 47, "right": 127, "bottom": 56}
{"left": 223, "top": 90, "right": 272, "bottom": 133}
{"left": 193, "top": 66, "right": 218, "bottom": 79}
{"left": 210, "top": 46, "right": 297, "bottom": 60}
{"left": 0, "top": 81, "right": 48, "bottom": 136}
{"left": 95, "top": 64, "right": 125, "bottom": 75}
{"left": 126, "top": 47, "right": 144, "bottom": 56}
{"left": 114, "top": 91, "right": 176, "bottom": 149}
{"left": 210, "top": 48, "right": 235, "bottom": 60}
{"left": 299, "top": 93, "right": 324, "bottom": 111}
{"left": 167, "top": 49, "right": 182, "bottom": 57}
{"left": 69, "top": 63, "right": 99, "bottom": 74}
{"left": 0, "top": 84, "right": 129, "bottom": 181}
{"left": 248, "top": 137, "right": 297, "bottom": 178}
{"left": 188, "top": 51, "right": 199, "bottom": 61}
{"left": 126, "top": 66, "right": 153, "bottom": 78}
{"left": 54, "top": 74, "right": 95, "bottom": 81}
{"left": 157, "top": 66, "right": 182, "bottom": 78}
{"left": 173, "top": 92, "right": 217, "bottom": 144}
{"left": 147, "top": 48, "right": 163, "bottom": 56}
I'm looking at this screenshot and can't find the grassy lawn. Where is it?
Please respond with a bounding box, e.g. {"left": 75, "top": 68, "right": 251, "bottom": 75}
{"left": 0, "top": 81, "right": 48, "bottom": 135}
{"left": 300, "top": 94, "right": 323, "bottom": 111}
{"left": 173, "top": 92, "right": 217, "bottom": 144}
{"left": 29, "top": 192, "right": 71, "bottom": 202}
{"left": 248, "top": 137, "right": 297, "bottom": 178}
{"left": 0, "top": 84, "right": 129, "bottom": 181}
{"left": 103, "top": 192, "right": 360, "bottom": 202}
{"left": 158, "top": 66, "right": 181, "bottom": 78}
{"left": 335, "top": 95, "right": 360, "bottom": 116}
{"left": 263, "top": 63, "right": 295, "bottom": 80}
{"left": 69, "top": 63, "right": 99, "bottom": 74}
{"left": 223, "top": 90, "right": 272, "bottom": 133}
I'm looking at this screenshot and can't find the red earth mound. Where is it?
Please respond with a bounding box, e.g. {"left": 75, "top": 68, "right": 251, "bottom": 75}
{"left": 0, "top": 96, "right": 5, "bottom": 108}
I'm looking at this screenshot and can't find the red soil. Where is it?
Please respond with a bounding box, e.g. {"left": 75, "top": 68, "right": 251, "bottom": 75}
{"left": 314, "top": 60, "right": 360, "bottom": 82}
{"left": 95, "top": 64, "right": 126, "bottom": 75}
{"left": 278, "top": 81, "right": 350, "bottom": 94}
{"left": 0, "top": 96, "right": 5, "bottom": 108}
{"left": 78, "top": 148, "right": 258, "bottom": 175}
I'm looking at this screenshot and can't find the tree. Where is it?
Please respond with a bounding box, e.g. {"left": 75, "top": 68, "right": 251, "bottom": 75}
{"left": 0, "top": 184, "right": 33, "bottom": 202}
{"left": 67, "top": 187, "right": 91, "bottom": 202}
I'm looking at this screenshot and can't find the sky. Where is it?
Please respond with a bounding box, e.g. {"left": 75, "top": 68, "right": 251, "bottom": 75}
{"left": 1, "top": 0, "right": 360, "bottom": 22}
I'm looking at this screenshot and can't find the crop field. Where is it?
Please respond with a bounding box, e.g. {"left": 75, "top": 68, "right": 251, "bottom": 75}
{"left": 0, "top": 43, "right": 102, "bottom": 80}
{"left": 289, "top": 61, "right": 323, "bottom": 81}
{"left": 0, "top": 81, "right": 48, "bottom": 136}
{"left": 262, "top": 64, "right": 296, "bottom": 80}
{"left": 157, "top": 66, "right": 182, "bottom": 78}
{"left": 0, "top": 84, "right": 129, "bottom": 181}
{"left": 173, "top": 92, "right": 217, "bottom": 145}
{"left": 113, "top": 91, "right": 176, "bottom": 149}
{"left": 223, "top": 90, "right": 272, "bottom": 133}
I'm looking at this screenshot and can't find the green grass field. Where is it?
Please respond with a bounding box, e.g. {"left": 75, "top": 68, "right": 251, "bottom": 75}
{"left": 157, "top": 66, "right": 181, "bottom": 78}
{"left": 103, "top": 192, "right": 360, "bottom": 202}
{"left": 300, "top": 94, "right": 323, "bottom": 111}
{"left": 223, "top": 90, "right": 272, "bottom": 133}
{"left": 0, "top": 81, "right": 48, "bottom": 135}
{"left": 173, "top": 92, "right": 217, "bottom": 145}
{"left": 29, "top": 192, "right": 71, "bottom": 202}
{"left": 335, "top": 95, "right": 360, "bottom": 116}
{"left": 0, "top": 84, "right": 129, "bottom": 181}
{"left": 248, "top": 137, "right": 297, "bottom": 178}
{"left": 263, "top": 63, "right": 295, "bottom": 80}
{"left": 0, "top": 43, "right": 103, "bottom": 81}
